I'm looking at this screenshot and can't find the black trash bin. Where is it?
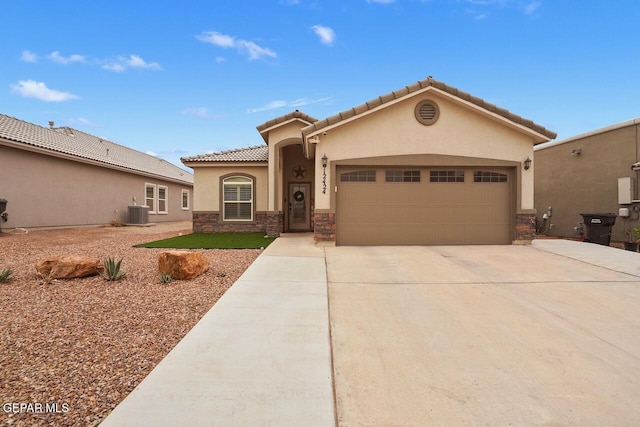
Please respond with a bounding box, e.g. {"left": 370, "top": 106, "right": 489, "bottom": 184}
{"left": 580, "top": 213, "right": 617, "bottom": 246}
{"left": 0, "top": 198, "right": 7, "bottom": 234}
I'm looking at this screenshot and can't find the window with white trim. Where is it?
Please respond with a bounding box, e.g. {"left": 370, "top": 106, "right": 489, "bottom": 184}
{"left": 181, "top": 189, "right": 190, "bottom": 210}
{"left": 223, "top": 176, "right": 253, "bottom": 221}
{"left": 145, "top": 183, "right": 156, "bottom": 213}
{"left": 157, "top": 185, "right": 168, "bottom": 214}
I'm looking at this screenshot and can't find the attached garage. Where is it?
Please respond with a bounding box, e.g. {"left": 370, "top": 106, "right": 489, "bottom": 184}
{"left": 336, "top": 166, "right": 514, "bottom": 245}
{"left": 185, "top": 76, "right": 557, "bottom": 245}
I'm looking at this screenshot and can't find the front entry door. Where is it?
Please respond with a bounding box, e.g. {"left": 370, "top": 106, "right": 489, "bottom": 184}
{"left": 289, "top": 183, "right": 311, "bottom": 231}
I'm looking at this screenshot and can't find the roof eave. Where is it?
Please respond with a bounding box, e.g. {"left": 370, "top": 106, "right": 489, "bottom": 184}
{"left": 1, "top": 138, "right": 194, "bottom": 185}
{"left": 256, "top": 111, "right": 318, "bottom": 144}
{"left": 301, "top": 77, "right": 556, "bottom": 145}
{"left": 181, "top": 160, "right": 268, "bottom": 168}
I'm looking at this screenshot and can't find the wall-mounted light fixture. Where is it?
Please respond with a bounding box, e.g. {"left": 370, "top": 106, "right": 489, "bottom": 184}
{"left": 524, "top": 156, "right": 532, "bottom": 170}
{"left": 571, "top": 148, "right": 582, "bottom": 156}
{"left": 322, "top": 154, "right": 328, "bottom": 194}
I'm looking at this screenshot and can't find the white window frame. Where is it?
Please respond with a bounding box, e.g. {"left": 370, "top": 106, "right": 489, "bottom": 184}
{"left": 222, "top": 176, "right": 254, "bottom": 221}
{"left": 181, "top": 189, "right": 190, "bottom": 210}
{"left": 145, "top": 183, "right": 156, "bottom": 214}
{"left": 157, "top": 185, "right": 168, "bottom": 214}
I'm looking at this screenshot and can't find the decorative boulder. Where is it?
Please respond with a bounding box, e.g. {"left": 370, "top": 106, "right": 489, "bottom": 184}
{"left": 36, "top": 256, "right": 103, "bottom": 279}
{"left": 158, "top": 251, "right": 209, "bottom": 280}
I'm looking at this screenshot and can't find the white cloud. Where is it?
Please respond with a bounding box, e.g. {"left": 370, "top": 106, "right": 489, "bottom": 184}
{"left": 10, "top": 80, "right": 79, "bottom": 102}
{"left": 146, "top": 150, "right": 158, "bottom": 157}
{"left": 69, "top": 117, "right": 98, "bottom": 127}
{"left": 311, "top": 25, "right": 336, "bottom": 46}
{"left": 523, "top": 1, "right": 541, "bottom": 14}
{"left": 196, "top": 31, "right": 236, "bottom": 48}
{"left": 21, "top": 50, "right": 38, "bottom": 63}
{"left": 247, "top": 96, "right": 331, "bottom": 113}
{"left": 215, "top": 57, "right": 227, "bottom": 63}
{"left": 102, "top": 54, "right": 162, "bottom": 72}
{"left": 236, "top": 40, "right": 277, "bottom": 60}
{"left": 367, "top": 0, "right": 395, "bottom": 3}
{"left": 48, "top": 51, "right": 87, "bottom": 64}
{"left": 181, "top": 107, "right": 212, "bottom": 118}
{"left": 197, "top": 31, "right": 277, "bottom": 61}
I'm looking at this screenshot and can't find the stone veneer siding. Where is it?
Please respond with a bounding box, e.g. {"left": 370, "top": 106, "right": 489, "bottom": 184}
{"left": 265, "top": 211, "right": 283, "bottom": 237}
{"left": 193, "top": 211, "right": 280, "bottom": 235}
{"left": 515, "top": 213, "right": 536, "bottom": 241}
{"left": 314, "top": 212, "right": 336, "bottom": 242}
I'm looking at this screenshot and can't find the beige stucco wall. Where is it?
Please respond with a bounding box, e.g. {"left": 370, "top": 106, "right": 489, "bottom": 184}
{"left": 311, "top": 91, "right": 536, "bottom": 211}
{"left": 0, "top": 144, "right": 193, "bottom": 229}
{"left": 192, "top": 164, "right": 268, "bottom": 212}
{"left": 535, "top": 122, "right": 640, "bottom": 241}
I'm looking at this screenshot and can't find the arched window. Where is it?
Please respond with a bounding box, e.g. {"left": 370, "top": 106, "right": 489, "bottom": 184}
{"left": 222, "top": 176, "right": 253, "bottom": 221}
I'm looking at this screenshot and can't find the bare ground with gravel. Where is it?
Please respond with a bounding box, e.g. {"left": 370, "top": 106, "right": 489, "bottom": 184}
{"left": 0, "top": 222, "right": 261, "bottom": 426}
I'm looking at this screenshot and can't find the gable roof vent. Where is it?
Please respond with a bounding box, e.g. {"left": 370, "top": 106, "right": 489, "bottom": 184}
{"left": 415, "top": 100, "right": 440, "bottom": 126}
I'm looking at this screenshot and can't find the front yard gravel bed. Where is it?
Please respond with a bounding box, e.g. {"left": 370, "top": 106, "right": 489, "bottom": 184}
{"left": 0, "top": 223, "right": 261, "bottom": 426}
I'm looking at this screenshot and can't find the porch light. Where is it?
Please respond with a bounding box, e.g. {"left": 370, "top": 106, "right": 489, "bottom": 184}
{"left": 524, "top": 156, "right": 532, "bottom": 171}
{"left": 322, "top": 154, "right": 328, "bottom": 168}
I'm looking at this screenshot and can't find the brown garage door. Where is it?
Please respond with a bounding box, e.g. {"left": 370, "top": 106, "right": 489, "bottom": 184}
{"left": 336, "top": 167, "right": 513, "bottom": 245}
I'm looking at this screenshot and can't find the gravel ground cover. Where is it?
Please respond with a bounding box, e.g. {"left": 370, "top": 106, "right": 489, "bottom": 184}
{"left": 0, "top": 222, "right": 261, "bottom": 426}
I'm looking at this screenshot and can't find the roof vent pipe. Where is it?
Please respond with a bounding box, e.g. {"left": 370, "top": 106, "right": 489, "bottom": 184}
{"left": 48, "top": 121, "right": 54, "bottom": 129}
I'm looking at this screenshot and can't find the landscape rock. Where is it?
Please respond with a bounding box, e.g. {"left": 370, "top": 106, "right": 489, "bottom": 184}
{"left": 158, "top": 251, "right": 209, "bottom": 280}
{"left": 36, "top": 255, "right": 104, "bottom": 279}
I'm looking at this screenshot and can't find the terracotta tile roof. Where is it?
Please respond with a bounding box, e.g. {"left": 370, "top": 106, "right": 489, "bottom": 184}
{"left": 0, "top": 114, "right": 193, "bottom": 184}
{"left": 181, "top": 145, "right": 268, "bottom": 163}
{"left": 302, "top": 76, "right": 557, "bottom": 141}
{"left": 256, "top": 110, "right": 318, "bottom": 133}
{"left": 256, "top": 110, "right": 318, "bottom": 143}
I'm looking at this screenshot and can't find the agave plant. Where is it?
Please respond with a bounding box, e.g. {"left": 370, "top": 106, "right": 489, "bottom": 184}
{"left": 101, "top": 257, "right": 126, "bottom": 281}
{"left": 0, "top": 268, "right": 13, "bottom": 283}
{"left": 159, "top": 273, "right": 173, "bottom": 284}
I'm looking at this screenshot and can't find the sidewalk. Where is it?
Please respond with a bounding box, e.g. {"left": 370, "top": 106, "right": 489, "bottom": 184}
{"left": 532, "top": 239, "right": 640, "bottom": 277}
{"left": 101, "top": 234, "right": 335, "bottom": 427}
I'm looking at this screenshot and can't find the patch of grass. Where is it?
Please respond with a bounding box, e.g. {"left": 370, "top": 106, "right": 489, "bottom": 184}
{"left": 135, "top": 232, "right": 276, "bottom": 249}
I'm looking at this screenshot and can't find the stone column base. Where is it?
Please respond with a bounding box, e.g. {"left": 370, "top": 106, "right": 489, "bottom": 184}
{"left": 314, "top": 212, "right": 336, "bottom": 242}
{"left": 266, "top": 211, "right": 283, "bottom": 237}
{"left": 515, "top": 213, "right": 536, "bottom": 242}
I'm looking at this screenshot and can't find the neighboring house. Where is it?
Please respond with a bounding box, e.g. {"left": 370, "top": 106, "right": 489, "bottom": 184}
{"left": 182, "top": 77, "right": 556, "bottom": 245}
{"left": 534, "top": 118, "right": 640, "bottom": 242}
{"left": 0, "top": 114, "right": 193, "bottom": 229}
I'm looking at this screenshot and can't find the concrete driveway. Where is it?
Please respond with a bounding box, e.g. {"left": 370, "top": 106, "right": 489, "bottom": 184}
{"left": 326, "top": 242, "right": 640, "bottom": 426}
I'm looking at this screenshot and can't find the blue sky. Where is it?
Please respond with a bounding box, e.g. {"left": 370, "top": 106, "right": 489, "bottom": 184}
{"left": 2, "top": 1, "right": 639, "bottom": 169}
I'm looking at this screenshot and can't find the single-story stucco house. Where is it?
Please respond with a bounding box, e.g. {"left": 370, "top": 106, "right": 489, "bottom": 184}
{"left": 0, "top": 114, "right": 193, "bottom": 229}
{"left": 182, "top": 77, "right": 556, "bottom": 245}
{"left": 535, "top": 117, "right": 640, "bottom": 242}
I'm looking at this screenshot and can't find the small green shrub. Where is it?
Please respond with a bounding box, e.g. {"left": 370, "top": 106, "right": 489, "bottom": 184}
{"left": 101, "top": 257, "right": 126, "bottom": 281}
{"left": 159, "top": 273, "right": 173, "bottom": 284}
{"left": 0, "top": 268, "right": 13, "bottom": 283}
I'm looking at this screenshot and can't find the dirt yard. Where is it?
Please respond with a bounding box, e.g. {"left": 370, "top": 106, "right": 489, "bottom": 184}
{"left": 0, "top": 222, "right": 261, "bottom": 426}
